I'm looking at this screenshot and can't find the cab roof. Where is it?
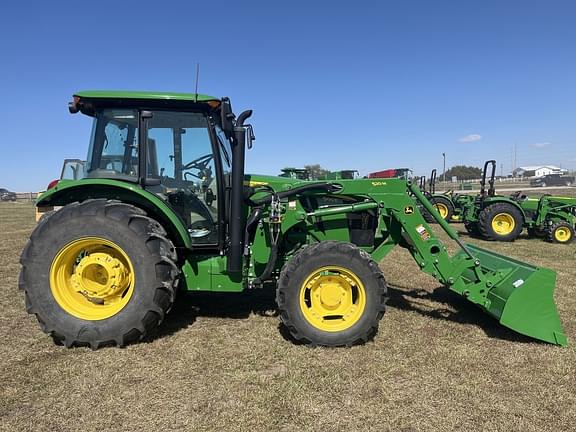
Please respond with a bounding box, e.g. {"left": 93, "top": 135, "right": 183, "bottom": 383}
{"left": 71, "top": 90, "right": 223, "bottom": 115}
{"left": 75, "top": 90, "right": 220, "bottom": 102}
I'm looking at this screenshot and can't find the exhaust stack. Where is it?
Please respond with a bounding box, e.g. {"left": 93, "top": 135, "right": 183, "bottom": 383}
{"left": 227, "top": 110, "right": 252, "bottom": 274}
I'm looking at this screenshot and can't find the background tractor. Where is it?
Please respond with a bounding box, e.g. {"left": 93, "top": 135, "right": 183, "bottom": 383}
{"left": 460, "top": 160, "right": 521, "bottom": 240}
{"left": 278, "top": 167, "right": 311, "bottom": 180}
{"left": 318, "top": 170, "right": 359, "bottom": 180}
{"left": 462, "top": 161, "right": 576, "bottom": 243}
{"left": 19, "top": 91, "right": 567, "bottom": 349}
{"left": 420, "top": 169, "right": 471, "bottom": 223}
{"left": 509, "top": 192, "right": 576, "bottom": 244}
{"left": 60, "top": 159, "right": 86, "bottom": 180}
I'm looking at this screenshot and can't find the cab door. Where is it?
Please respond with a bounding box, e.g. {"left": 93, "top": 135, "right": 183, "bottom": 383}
{"left": 144, "top": 111, "right": 221, "bottom": 246}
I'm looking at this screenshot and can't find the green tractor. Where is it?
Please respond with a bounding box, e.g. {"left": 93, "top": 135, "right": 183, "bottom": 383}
{"left": 19, "top": 91, "right": 567, "bottom": 349}
{"left": 319, "top": 170, "right": 359, "bottom": 180}
{"left": 279, "top": 167, "right": 311, "bottom": 180}
{"left": 461, "top": 160, "right": 519, "bottom": 240}
{"left": 509, "top": 192, "right": 576, "bottom": 243}
{"left": 462, "top": 161, "right": 576, "bottom": 243}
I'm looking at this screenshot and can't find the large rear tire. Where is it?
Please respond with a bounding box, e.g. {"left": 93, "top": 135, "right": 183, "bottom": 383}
{"left": 276, "top": 241, "right": 387, "bottom": 347}
{"left": 19, "top": 199, "right": 179, "bottom": 349}
{"left": 477, "top": 202, "right": 524, "bottom": 242}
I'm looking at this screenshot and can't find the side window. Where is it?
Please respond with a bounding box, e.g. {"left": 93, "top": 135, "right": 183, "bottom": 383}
{"left": 86, "top": 109, "right": 138, "bottom": 177}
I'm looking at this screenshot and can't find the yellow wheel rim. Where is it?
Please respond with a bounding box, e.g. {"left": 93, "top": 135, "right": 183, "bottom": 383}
{"left": 434, "top": 203, "right": 449, "bottom": 219}
{"left": 491, "top": 213, "right": 515, "bottom": 235}
{"left": 299, "top": 266, "right": 366, "bottom": 332}
{"left": 50, "top": 237, "right": 135, "bottom": 320}
{"left": 554, "top": 227, "right": 572, "bottom": 243}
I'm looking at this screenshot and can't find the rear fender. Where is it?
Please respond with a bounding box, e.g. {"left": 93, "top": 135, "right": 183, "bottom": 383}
{"left": 483, "top": 198, "right": 526, "bottom": 220}
{"left": 36, "top": 179, "right": 191, "bottom": 248}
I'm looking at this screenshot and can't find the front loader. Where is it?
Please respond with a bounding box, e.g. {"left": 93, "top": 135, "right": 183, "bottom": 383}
{"left": 19, "top": 91, "right": 567, "bottom": 349}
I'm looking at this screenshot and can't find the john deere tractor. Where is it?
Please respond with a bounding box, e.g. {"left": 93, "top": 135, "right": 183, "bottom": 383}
{"left": 509, "top": 192, "right": 576, "bottom": 243}
{"left": 278, "top": 167, "right": 311, "bottom": 180}
{"left": 19, "top": 91, "right": 567, "bottom": 349}
{"left": 460, "top": 160, "right": 519, "bottom": 240}
{"left": 462, "top": 161, "right": 576, "bottom": 243}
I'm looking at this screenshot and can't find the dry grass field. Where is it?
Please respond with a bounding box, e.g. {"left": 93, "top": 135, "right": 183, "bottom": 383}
{"left": 1, "top": 198, "right": 575, "bottom": 432}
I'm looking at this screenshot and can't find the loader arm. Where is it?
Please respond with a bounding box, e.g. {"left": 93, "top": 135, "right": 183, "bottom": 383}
{"left": 388, "top": 183, "right": 567, "bottom": 346}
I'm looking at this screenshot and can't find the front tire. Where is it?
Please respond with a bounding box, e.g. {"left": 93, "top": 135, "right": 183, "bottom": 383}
{"left": 431, "top": 196, "right": 454, "bottom": 221}
{"left": 464, "top": 221, "right": 480, "bottom": 237}
{"left": 19, "top": 200, "right": 179, "bottom": 349}
{"left": 477, "top": 203, "right": 524, "bottom": 241}
{"left": 423, "top": 196, "right": 454, "bottom": 223}
{"left": 277, "top": 241, "right": 387, "bottom": 347}
{"left": 546, "top": 221, "right": 575, "bottom": 244}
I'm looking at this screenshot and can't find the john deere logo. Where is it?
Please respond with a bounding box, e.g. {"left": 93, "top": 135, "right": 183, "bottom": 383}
{"left": 404, "top": 206, "right": 414, "bottom": 214}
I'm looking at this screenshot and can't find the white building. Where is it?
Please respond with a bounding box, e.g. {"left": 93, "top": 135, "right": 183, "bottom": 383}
{"left": 513, "top": 165, "right": 567, "bottom": 178}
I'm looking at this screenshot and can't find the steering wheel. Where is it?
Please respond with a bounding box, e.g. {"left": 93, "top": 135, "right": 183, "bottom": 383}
{"left": 510, "top": 190, "right": 526, "bottom": 201}
{"left": 182, "top": 154, "right": 213, "bottom": 179}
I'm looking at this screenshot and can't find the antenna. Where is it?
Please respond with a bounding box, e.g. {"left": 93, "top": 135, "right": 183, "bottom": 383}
{"left": 194, "top": 63, "right": 200, "bottom": 102}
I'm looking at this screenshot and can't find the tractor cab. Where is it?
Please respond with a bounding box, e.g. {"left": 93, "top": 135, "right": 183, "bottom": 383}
{"left": 69, "top": 91, "right": 247, "bottom": 247}
{"left": 60, "top": 159, "right": 86, "bottom": 180}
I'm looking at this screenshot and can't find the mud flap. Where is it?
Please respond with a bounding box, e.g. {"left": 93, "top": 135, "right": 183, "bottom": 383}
{"left": 456, "top": 243, "right": 567, "bottom": 346}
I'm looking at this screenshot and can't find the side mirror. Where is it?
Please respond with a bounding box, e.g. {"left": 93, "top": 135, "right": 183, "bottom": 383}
{"left": 245, "top": 124, "right": 255, "bottom": 149}
{"left": 220, "top": 97, "right": 235, "bottom": 138}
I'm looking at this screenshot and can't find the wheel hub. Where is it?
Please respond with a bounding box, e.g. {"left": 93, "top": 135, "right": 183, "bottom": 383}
{"left": 492, "top": 213, "right": 515, "bottom": 235}
{"left": 50, "top": 237, "right": 135, "bottom": 320}
{"left": 318, "top": 278, "right": 347, "bottom": 309}
{"left": 299, "top": 267, "right": 366, "bottom": 332}
{"left": 555, "top": 227, "right": 571, "bottom": 242}
{"left": 71, "top": 251, "right": 130, "bottom": 303}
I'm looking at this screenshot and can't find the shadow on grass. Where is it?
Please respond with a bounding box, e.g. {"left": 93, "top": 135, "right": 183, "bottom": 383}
{"left": 455, "top": 226, "right": 542, "bottom": 242}
{"left": 147, "top": 281, "right": 543, "bottom": 346}
{"left": 146, "top": 287, "right": 279, "bottom": 342}
{"left": 386, "top": 283, "right": 543, "bottom": 344}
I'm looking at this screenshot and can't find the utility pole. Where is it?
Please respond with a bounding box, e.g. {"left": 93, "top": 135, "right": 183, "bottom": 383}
{"left": 511, "top": 146, "right": 514, "bottom": 175}
{"left": 442, "top": 152, "right": 446, "bottom": 187}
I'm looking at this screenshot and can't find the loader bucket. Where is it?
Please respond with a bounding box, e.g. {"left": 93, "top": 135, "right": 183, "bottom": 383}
{"left": 456, "top": 243, "right": 567, "bottom": 346}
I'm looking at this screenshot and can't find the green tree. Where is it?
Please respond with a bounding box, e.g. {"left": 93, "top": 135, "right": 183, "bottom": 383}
{"left": 441, "top": 165, "right": 482, "bottom": 181}
{"left": 304, "top": 164, "right": 330, "bottom": 180}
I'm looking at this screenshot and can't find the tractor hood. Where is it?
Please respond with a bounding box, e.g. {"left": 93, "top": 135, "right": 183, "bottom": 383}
{"left": 244, "top": 174, "right": 301, "bottom": 191}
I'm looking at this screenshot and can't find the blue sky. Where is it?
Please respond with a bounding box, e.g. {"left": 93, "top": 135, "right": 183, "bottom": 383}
{"left": 1, "top": 1, "right": 575, "bottom": 191}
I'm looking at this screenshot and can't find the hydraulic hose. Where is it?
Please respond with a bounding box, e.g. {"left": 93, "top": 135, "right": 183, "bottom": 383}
{"left": 250, "top": 182, "right": 341, "bottom": 206}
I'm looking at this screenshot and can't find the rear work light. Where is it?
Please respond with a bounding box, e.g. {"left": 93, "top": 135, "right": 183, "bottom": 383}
{"left": 47, "top": 179, "right": 59, "bottom": 190}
